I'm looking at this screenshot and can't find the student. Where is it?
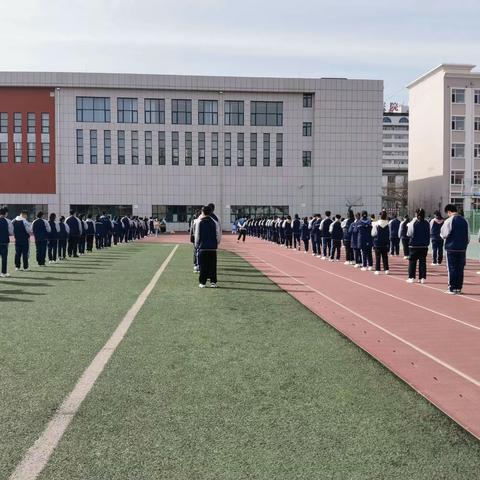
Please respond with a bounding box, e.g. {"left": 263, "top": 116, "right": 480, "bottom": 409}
{"left": 320, "top": 211, "right": 333, "bottom": 259}
{"left": 58, "top": 216, "right": 69, "bottom": 260}
{"left": 195, "top": 205, "right": 220, "bottom": 288}
{"left": 430, "top": 211, "right": 445, "bottom": 266}
{"left": 310, "top": 215, "right": 320, "bottom": 256}
{"left": 399, "top": 215, "right": 410, "bottom": 259}
{"left": 113, "top": 216, "right": 123, "bottom": 245}
{"left": 12, "top": 210, "right": 31, "bottom": 271}
{"left": 388, "top": 214, "right": 401, "bottom": 256}
{"left": 292, "top": 214, "right": 301, "bottom": 250}
{"left": 47, "top": 213, "right": 60, "bottom": 263}
{"left": 283, "top": 216, "right": 293, "bottom": 248}
{"left": 300, "top": 217, "right": 310, "bottom": 253}
{"left": 32, "top": 211, "right": 51, "bottom": 267}
{"left": 372, "top": 211, "right": 390, "bottom": 275}
{"left": 237, "top": 217, "right": 247, "bottom": 243}
{"left": 349, "top": 212, "right": 363, "bottom": 268}
{"left": 207, "top": 203, "right": 221, "bottom": 243}
{"left": 341, "top": 210, "right": 355, "bottom": 265}
{"left": 441, "top": 204, "right": 470, "bottom": 294}
{"left": 329, "top": 214, "right": 343, "bottom": 261}
{"left": 100, "top": 212, "right": 112, "bottom": 248}
{"left": 85, "top": 214, "right": 96, "bottom": 252}
{"left": 190, "top": 210, "right": 201, "bottom": 273}
{"left": 78, "top": 214, "right": 87, "bottom": 255}
{"left": 357, "top": 211, "right": 373, "bottom": 271}
{"left": 0, "top": 207, "right": 13, "bottom": 278}
{"left": 66, "top": 210, "right": 81, "bottom": 258}
{"left": 406, "top": 208, "right": 430, "bottom": 284}
{"left": 95, "top": 215, "right": 105, "bottom": 250}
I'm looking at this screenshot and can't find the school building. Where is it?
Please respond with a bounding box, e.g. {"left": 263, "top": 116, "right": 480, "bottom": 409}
{"left": 0, "top": 72, "right": 383, "bottom": 229}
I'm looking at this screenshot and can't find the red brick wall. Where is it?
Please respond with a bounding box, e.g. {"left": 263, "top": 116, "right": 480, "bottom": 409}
{"left": 0, "top": 87, "right": 56, "bottom": 194}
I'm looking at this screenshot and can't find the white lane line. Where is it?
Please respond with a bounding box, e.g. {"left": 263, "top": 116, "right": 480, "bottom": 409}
{"left": 257, "top": 249, "right": 480, "bottom": 333}
{"left": 245, "top": 252, "right": 480, "bottom": 389}
{"left": 9, "top": 245, "right": 179, "bottom": 480}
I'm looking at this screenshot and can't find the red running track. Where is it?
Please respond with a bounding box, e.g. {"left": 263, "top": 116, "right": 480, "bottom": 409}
{"left": 220, "top": 235, "right": 480, "bottom": 440}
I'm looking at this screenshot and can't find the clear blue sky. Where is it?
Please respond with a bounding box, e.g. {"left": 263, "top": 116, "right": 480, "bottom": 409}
{"left": 1, "top": 0, "right": 479, "bottom": 104}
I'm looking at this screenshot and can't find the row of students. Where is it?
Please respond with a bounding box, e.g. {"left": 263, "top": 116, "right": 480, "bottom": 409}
{"left": 245, "top": 204, "right": 472, "bottom": 294}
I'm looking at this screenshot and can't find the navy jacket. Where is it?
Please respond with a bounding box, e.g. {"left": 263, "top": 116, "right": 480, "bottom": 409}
{"left": 349, "top": 220, "right": 360, "bottom": 249}
{"left": 0, "top": 218, "right": 11, "bottom": 244}
{"left": 311, "top": 219, "right": 321, "bottom": 237}
{"left": 284, "top": 221, "right": 292, "bottom": 235}
{"left": 58, "top": 222, "right": 69, "bottom": 240}
{"left": 13, "top": 218, "right": 30, "bottom": 245}
{"left": 342, "top": 219, "right": 354, "bottom": 241}
{"left": 407, "top": 219, "right": 430, "bottom": 248}
{"left": 300, "top": 224, "right": 310, "bottom": 240}
{"left": 389, "top": 218, "right": 400, "bottom": 239}
{"left": 95, "top": 221, "right": 105, "bottom": 237}
{"left": 48, "top": 220, "right": 58, "bottom": 240}
{"left": 32, "top": 218, "right": 49, "bottom": 242}
{"left": 320, "top": 218, "right": 333, "bottom": 238}
{"left": 66, "top": 216, "right": 80, "bottom": 236}
{"left": 372, "top": 221, "right": 390, "bottom": 248}
{"left": 292, "top": 218, "right": 301, "bottom": 234}
{"left": 85, "top": 219, "right": 96, "bottom": 235}
{"left": 330, "top": 221, "right": 343, "bottom": 241}
{"left": 195, "top": 216, "right": 218, "bottom": 250}
{"left": 441, "top": 214, "right": 469, "bottom": 252}
{"left": 356, "top": 218, "right": 373, "bottom": 249}
{"left": 430, "top": 219, "right": 444, "bottom": 240}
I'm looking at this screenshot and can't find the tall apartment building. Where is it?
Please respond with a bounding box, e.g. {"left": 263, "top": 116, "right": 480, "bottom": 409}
{"left": 382, "top": 104, "right": 408, "bottom": 214}
{"left": 0, "top": 72, "right": 383, "bottom": 229}
{"left": 408, "top": 64, "right": 480, "bottom": 213}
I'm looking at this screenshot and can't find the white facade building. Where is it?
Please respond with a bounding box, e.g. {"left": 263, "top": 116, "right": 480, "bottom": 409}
{"left": 0, "top": 72, "right": 383, "bottom": 228}
{"left": 408, "top": 64, "right": 480, "bottom": 213}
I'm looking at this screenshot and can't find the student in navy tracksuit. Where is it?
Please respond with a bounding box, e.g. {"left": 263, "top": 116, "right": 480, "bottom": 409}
{"left": 284, "top": 216, "right": 293, "bottom": 248}
{"left": 195, "top": 205, "right": 220, "bottom": 288}
{"left": 300, "top": 217, "right": 310, "bottom": 253}
{"left": 320, "top": 211, "right": 333, "bottom": 259}
{"left": 441, "top": 204, "right": 470, "bottom": 294}
{"left": 85, "top": 214, "right": 96, "bottom": 251}
{"left": 66, "top": 210, "right": 81, "bottom": 257}
{"left": 311, "top": 214, "right": 321, "bottom": 256}
{"left": 13, "top": 211, "right": 31, "bottom": 271}
{"left": 399, "top": 215, "right": 410, "bottom": 259}
{"left": 78, "top": 214, "right": 87, "bottom": 255}
{"left": 113, "top": 216, "right": 123, "bottom": 245}
{"left": 292, "top": 214, "right": 301, "bottom": 250}
{"left": 58, "top": 216, "right": 69, "bottom": 260}
{"left": 329, "top": 214, "right": 343, "bottom": 261}
{"left": 406, "top": 209, "right": 430, "bottom": 283}
{"left": 32, "top": 211, "right": 51, "bottom": 266}
{"left": 341, "top": 210, "right": 355, "bottom": 265}
{"left": 430, "top": 211, "right": 444, "bottom": 266}
{"left": 95, "top": 215, "right": 105, "bottom": 250}
{"left": 372, "top": 211, "right": 390, "bottom": 274}
{"left": 388, "top": 215, "right": 401, "bottom": 256}
{"left": 0, "top": 207, "right": 13, "bottom": 277}
{"left": 357, "top": 211, "right": 373, "bottom": 270}
{"left": 47, "top": 213, "right": 59, "bottom": 263}
{"left": 349, "top": 212, "right": 362, "bottom": 267}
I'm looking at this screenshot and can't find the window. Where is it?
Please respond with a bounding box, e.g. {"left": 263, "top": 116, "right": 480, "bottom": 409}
{"left": 87, "top": 130, "right": 97, "bottom": 164}
{"left": 172, "top": 99, "right": 192, "bottom": 125}
{"left": 224, "top": 101, "right": 244, "bottom": 126}
{"left": 41, "top": 143, "right": 50, "bottom": 163}
{"left": 251, "top": 102, "right": 283, "bottom": 126}
{"left": 224, "top": 132, "right": 231, "bottom": 166}
{"left": 28, "top": 142, "right": 36, "bottom": 163}
{"left": 158, "top": 132, "right": 166, "bottom": 165}
{"left": 452, "top": 116, "right": 465, "bottom": 131}
{"left": 185, "top": 132, "right": 192, "bottom": 165}
{"left": 230, "top": 205, "right": 289, "bottom": 223}
{"left": 76, "top": 97, "right": 111, "bottom": 122}
{"left": 275, "top": 133, "right": 283, "bottom": 167}
{"left": 399, "top": 117, "right": 409, "bottom": 124}
{"left": 198, "top": 100, "right": 218, "bottom": 125}
{"left": 104, "top": 130, "right": 111, "bottom": 164}
{"left": 14, "top": 113, "right": 22, "bottom": 133}
{"left": 27, "top": 113, "right": 36, "bottom": 134}
{"left": 451, "top": 170, "right": 464, "bottom": 185}
{"left": 41, "top": 113, "right": 50, "bottom": 134}
{"left": 117, "top": 130, "right": 125, "bottom": 164}
{"left": 0, "top": 113, "right": 7, "bottom": 133}
{"left": 474, "top": 171, "right": 480, "bottom": 185}
{"left": 198, "top": 132, "right": 205, "bottom": 166}
{"left": 250, "top": 133, "right": 257, "bottom": 166}
{"left": 237, "top": 133, "right": 244, "bottom": 166}
{"left": 475, "top": 144, "right": 480, "bottom": 158}
{"left": 172, "top": 132, "right": 179, "bottom": 165}
{"left": 303, "top": 150, "right": 312, "bottom": 167}
{"left": 14, "top": 142, "right": 22, "bottom": 163}
{"left": 452, "top": 89, "right": 465, "bottom": 103}
{"left": 76, "top": 129, "right": 83, "bottom": 164}
{"left": 163, "top": 205, "right": 203, "bottom": 223}
{"left": 451, "top": 143, "right": 465, "bottom": 158}
{"left": 263, "top": 133, "right": 270, "bottom": 166}
{"left": 0, "top": 142, "right": 8, "bottom": 163}
{"left": 131, "top": 131, "right": 139, "bottom": 164}
{"left": 211, "top": 132, "right": 218, "bottom": 166}
{"left": 303, "top": 122, "right": 312, "bottom": 136}
{"left": 475, "top": 90, "right": 480, "bottom": 104}
{"left": 118, "top": 98, "right": 138, "bottom": 123}
{"left": 145, "top": 131, "right": 152, "bottom": 165}
{"left": 383, "top": 117, "right": 392, "bottom": 123}
{"left": 475, "top": 117, "right": 480, "bottom": 131}
{"left": 303, "top": 93, "right": 313, "bottom": 108}
{"left": 144, "top": 99, "right": 165, "bottom": 124}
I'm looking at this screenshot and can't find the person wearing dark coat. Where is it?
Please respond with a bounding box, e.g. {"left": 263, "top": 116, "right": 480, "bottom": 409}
{"left": 388, "top": 215, "right": 401, "bottom": 256}
{"left": 341, "top": 210, "right": 355, "bottom": 265}
{"left": 58, "top": 216, "right": 69, "bottom": 260}
{"left": 32, "top": 211, "right": 51, "bottom": 266}
{"left": 406, "top": 209, "right": 430, "bottom": 283}
{"left": 47, "top": 213, "right": 60, "bottom": 263}
{"left": 292, "top": 214, "right": 301, "bottom": 250}
{"left": 300, "top": 217, "right": 310, "bottom": 253}
{"left": 95, "top": 215, "right": 105, "bottom": 250}
{"left": 0, "top": 207, "right": 14, "bottom": 277}
{"left": 372, "top": 211, "right": 390, "bottom": 274}
{"left": 399, "top": 215, "right": 410, "bottom": 259}
{"left": 430, "top": 211, "right": 445, "bottom": 266}
{"left": 85, "top": 214, "right": 96, "bottom": 252}
{"left": 329, "top": 214, "right": 343, "bottom": 261}
{"left": 357, "top": 211, "right": 373, "bottom": 270}
{"left": 66, "top": 210, "right": 81, "bottom": 258}
{"left": 13, "top": 210, "right": 31, "bottom": 271}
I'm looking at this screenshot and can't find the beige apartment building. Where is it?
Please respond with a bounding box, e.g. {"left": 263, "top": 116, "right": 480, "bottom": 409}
{"left": 408, "top": 64, "right": 480, "bottom": 213}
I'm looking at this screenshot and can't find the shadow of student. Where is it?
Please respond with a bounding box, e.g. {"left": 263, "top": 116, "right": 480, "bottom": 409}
{"left": 0, "top": 289, "right": 46, "bottom": 297}
{"left": 215, "top": 285, "right": 311, "bottom": 294}
{"left": 0, "top": 296, "right": 34, "bottom": 303}
{"left": 1, "top": 281, "right": 53, "bottom": 287}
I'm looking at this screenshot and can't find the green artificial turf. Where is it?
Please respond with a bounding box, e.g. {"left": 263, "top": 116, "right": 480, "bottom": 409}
{"left": 1, "top": 244, "right": 470, "bottom": 480}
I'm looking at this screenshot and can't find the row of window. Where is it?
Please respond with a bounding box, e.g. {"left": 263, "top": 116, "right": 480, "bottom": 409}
{"left": 0, "top": 141, "right": 50, "bottom": 163}
{"left": 0, "top": 112, "right": 50, "bottom": 134}
{"left": 450, "top": 170, "right": 480, "bottom": 185}
{"left": 76, "top": 97, "right": 291, "bottom": 127}
{"left": 451, "top": 143, "right": 480, "bottom": 158}
{"left": 383, "top": 117, "right": 409, "bottom": 124}
{"left": 451, "top": 116, "right": 480, "bottom": 131}
{"left": 76, "top": 129, "right": 314, "bottom": 167}
{"left": 451, "top": 89, "right": 480, "bottom": 104}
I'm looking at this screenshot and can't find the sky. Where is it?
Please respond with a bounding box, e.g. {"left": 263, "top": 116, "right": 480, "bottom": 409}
{"left": 1, "top": 0, "right": 479, "bottom": 104}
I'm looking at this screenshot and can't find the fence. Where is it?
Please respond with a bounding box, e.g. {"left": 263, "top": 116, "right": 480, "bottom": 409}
{"left": 465, "top": 211, "right": 480, "bottom": 235}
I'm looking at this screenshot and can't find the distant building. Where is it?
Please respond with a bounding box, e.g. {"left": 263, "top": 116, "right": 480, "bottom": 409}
{"left": 382, "top": 103, "right": 409, "bottom": 215}
{"left": 407, "top": 64, "right": 480, "bottom": 213}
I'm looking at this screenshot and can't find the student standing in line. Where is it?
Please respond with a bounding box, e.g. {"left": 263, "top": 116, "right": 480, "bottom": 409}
{"left": 66, "top": 210, "right": 81, "bottom": 258}
{"left": 237, "top": 217, "right": 247, "bottom": 243}
{"left": 399, "top": 215, "right": 410, "bottom": 259}
{"left": 388, "top": 214, "right": 401, "bottom": 256}
{"left": 207, "top": 203, "right": 222, "bottom": 242}
{"left": 329, "top": 214, "right": 343, "bottom": 261}
{"left": 95, "top": 215, "right": 105, "bottom": 250}
{"left": 430, "top": 211, "right": 445, "bottom": 266}
{"left": 320, "top": 211, "right": 333, "bottom": 259}
{"left": 309, "top": 215, "right": 319, "bottom": 256}
{"left": 32, "top": 211, "right": 51, "bottom": 267}
{"left": 372, "top": 211, "right": 390, "bottom": 275}
{"left": 284, "top": 216, "right": 293, "bottom": 248}
{"left": 357, "top": 211, "right": 373, "bottom": 271}
{"left": 85, "top": 214, "right": 96, "bottom": 252}
{"left": 406, "top": 208, "right": 430, "bottom": 284}
{"left": 341, "top": 210, "right": 355, "bottom": 265}
{"left": 300, "top": 217, "right": 310, "bottom": 253}
{"left": 195, "top": 205, "right": 220, "bottom": 288}
{"left": 441, "top": 204, "right": 470, "bottom": 294}
{"left": 292, "top": 214, "right": 301, "bottom": 250}
{"left": 78, "top": 214, "right": 87, "bottom": 255}
{"left": 13, "top": 210, "right": 31, "bottom": 271}
{"left": 349, "top": 212, "right": 363, "bottom": 268}
{"left": 47, "top": 213, "right": 60, "bottom": 263}
{"left": 58, "top": 216, "right": 69, "bottom": 260}
{"left": 0, "top": 207, "right": 13, "bottom": 278}
{"left": 190, "top": 210, "right": 201, "bottom": 273}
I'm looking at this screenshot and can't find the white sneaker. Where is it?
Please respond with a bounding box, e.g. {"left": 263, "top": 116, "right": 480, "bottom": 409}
{"left": 354, "top": 264, "right": 361, "bottom": 268}
{"left": 321, "top": 256, "right": 327, "bottom": 260}
{"left": 199, "top": 284, "right": 206, "bottom": 288}
{"left": 403, "top": 256, "right": 409, "bottom": 260}
{"left": 361, "top": 267, "right": 367, "bottom": 271}
{"left": 23, "top": 268, "right": 31, "bottom": 272}
{"left": 15, "top": 267, "right": 20, "bottom": 271}
{"left": 328, "top": 258, "right": 334, "bottom": 262}
{"left": 420, "top": 279, "right": 426, "bottom": 284}
{"left": 367, "top": 266, "right": 373, "bottom": 271}
{"left": 210, "top": 283, "right": 218, "bottom": 288}
{"left": 445, "top": 290, "right": 456, "bottom": 295}
{"left": 344, "top": 261, "right": 350, "bottom": 265}
{"left": 431, "top": 263, "right": 437, "bottom": 266}
{"left": 385, "top": 270, "right": 389, "bottom": 275}
{"left": 374, "top": 271, "right": 380, "bottom": 275}
{"left": 406, "top": 278, "right": 415, "bottom": 283}
{"left": 0, "top": 273, "right": 5, "bottom": 278}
